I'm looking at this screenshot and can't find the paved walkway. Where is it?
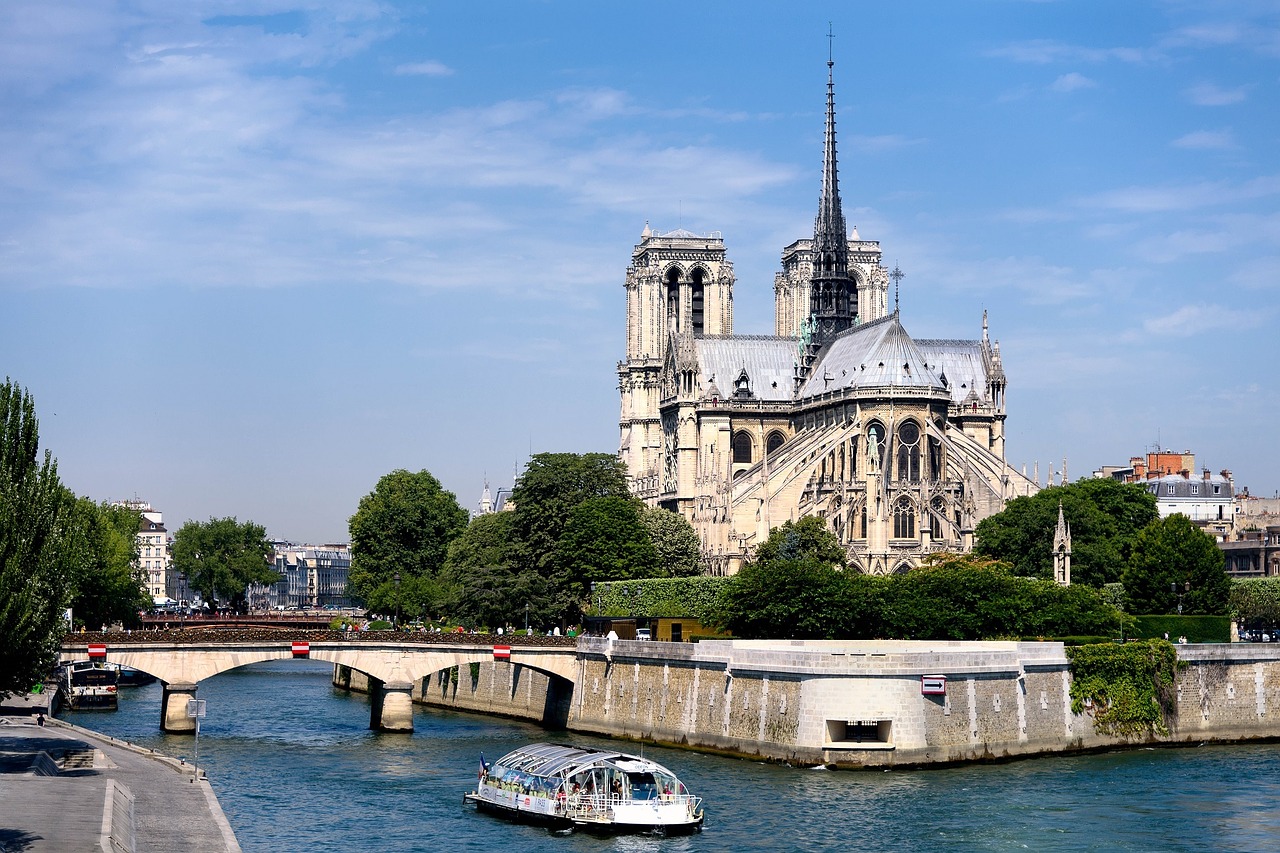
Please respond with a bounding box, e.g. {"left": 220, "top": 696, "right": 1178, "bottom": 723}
{"left": 0, "top": 715, "right": 241, "bottom": 852}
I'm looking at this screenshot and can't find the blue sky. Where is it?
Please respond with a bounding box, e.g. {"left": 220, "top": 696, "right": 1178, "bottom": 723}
{"left": 3, "top": 1, "right": 1277, "bottom": 543}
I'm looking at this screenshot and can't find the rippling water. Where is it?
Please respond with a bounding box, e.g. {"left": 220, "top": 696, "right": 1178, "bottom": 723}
{"left": 64, "top": 660, "right": 1280, "bottom": 852}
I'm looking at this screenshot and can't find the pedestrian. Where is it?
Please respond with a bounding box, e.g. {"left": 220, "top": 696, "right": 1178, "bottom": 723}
{"left": 35, "top": 712, "right": 44, "bottom": 727}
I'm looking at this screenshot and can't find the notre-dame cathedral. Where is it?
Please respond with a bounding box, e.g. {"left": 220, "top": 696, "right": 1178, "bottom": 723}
{"left": 617, "top": 56, "right": 1038, "bottom": 576}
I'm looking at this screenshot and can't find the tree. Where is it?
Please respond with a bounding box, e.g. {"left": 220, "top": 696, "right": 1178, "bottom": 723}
{"left": 441, "top": 512, "right": 552, "bottom": 629}
{"left": 752, "top": 516, "right": 846, "bottom": 568}
{"left": 552, "top": 497, "right": 658, "bottom": 621}
{"left": 65, "top": 498, "right": 148, "bottom": 629}
{"left": 639, "top": 505, "right": 703, "bottom": 577}
{"left": 0, "top": 379, "right": 73, "bottom": 697}
{"left": 510, "top": 452, "right": 630, "bottom": 576}
{"left": 171, "top": 517, "right": 276, "bottom": 612}
{"left": 975, "top": 479, "right": 1158, "bottom": 585}
{"left": 1122, "top": 514, "right": 1230, "bottom": 615}
{"left": 348, "top": 469, "right": 468, "bottom": 616}
{"left": 719, "top": 557, "right": 849, "bottom": 639}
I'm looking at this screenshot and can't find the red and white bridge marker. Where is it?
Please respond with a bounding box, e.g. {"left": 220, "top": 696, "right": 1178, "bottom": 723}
{"left": 493, "top": 645, "right": 511, "bottom": 660}
{"left": 291, "top": 641, "right": 310, "bottom": 658}
{"left": 87, "top": 643, "right": 107, "bottom": 659}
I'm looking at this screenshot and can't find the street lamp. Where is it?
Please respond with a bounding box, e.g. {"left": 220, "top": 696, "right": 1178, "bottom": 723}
{"left": 394, "top": 571, "right": 401, "bottom": 631}
{"left": 1172, "top": 581, "right": 1190, "bottom": 616}
{"left": 525, "top": 602, "right": 529, "bottom": 634}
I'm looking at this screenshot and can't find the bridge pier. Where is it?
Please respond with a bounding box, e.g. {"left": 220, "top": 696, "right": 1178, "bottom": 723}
{"left": 369, "top": 680, "right": 414, "bottom": 733}
{"left": 161, "top": 682, "right": 199, "bottom": 733}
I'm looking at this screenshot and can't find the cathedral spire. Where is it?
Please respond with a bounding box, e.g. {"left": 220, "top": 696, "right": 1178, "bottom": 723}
{"left": 807, "top": 41, "right": 857, "bottom": 347}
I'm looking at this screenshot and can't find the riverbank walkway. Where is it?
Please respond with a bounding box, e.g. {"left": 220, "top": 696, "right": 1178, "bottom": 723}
{"left": 0, "top": 713, "right": 241, "bottom": 852}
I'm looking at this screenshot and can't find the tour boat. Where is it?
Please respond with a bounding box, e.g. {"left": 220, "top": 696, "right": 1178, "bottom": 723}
{"left": 465, "top": 742, "right": 704, "bottom": 835}
{"left": 57, "top": 660, "right": 119, "bottom": 711}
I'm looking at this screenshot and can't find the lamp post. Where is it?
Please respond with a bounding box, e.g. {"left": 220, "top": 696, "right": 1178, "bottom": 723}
{"left": 525, "top": 602, "right": 529, "bottom": 634}
{"left": 1172, "top": 581, "right": 1190, "bottom": 616}
{"left": 394, "top": 571, "right": 401, "bottom": 631}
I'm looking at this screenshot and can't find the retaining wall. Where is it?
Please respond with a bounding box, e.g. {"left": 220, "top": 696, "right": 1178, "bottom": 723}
{"left": 336, "top": 640, "right": 1280, "bottom": 768}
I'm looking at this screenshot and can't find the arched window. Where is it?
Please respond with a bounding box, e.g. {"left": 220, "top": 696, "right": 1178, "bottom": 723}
{"left": 766, "top": 431, "right": 786, "bottom": 456}
{"left": 896, "top": 420, "right": 921, "bottom": 482}
{"left": 665, "top": 268, "right": 681, "bottom": 330}
{"left": 930, "top": 497, "right": 945, "bottom": 539}
{"left": 691, "top": 268, "right": 706, "bottom": 335}
{"left": 732, "top": 431, "right": 753, "bottom": 464}
{"left": 859, "top": 504, "right": 867, "bottom": 539}
{"left": 866, "top": 421, "right": 886, "bottom": 472}
{"left": 893, "top": 497, "right": 916, "bottom": 539}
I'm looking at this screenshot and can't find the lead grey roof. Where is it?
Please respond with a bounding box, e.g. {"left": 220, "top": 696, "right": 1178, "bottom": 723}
{"left": 797, "top": 314, "right": 947, "bottom": 399}
{"left": 695, "top": 335, "right": 797, "bottom": 402}
{"left": 916, "top": 338, "right": 990, "bottom": 405}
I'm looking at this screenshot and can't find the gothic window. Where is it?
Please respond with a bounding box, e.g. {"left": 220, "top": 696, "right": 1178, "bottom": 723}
{"left": 866, "top": 420, "right": 885, "bottom": 472}
{"left": 893, "top": 497, "right": 916, "bottom": 539}
{"left": 859, "top": 504, "right": 867, "bottom": 539}
{"left": 928, "top": 436, "right": 942, "bottom": 480}
{"left": 691, "top": 268, "right": 706, "bottom": 335}
{"left": 766, "top": 430, "right": 786, "bottom": 457}
{"left": 930, "top": 497, "right": 945, "bottom": 539}
{"left": 896, "top": 420, "right": 921, "bottom": 482}
{"left": 732, "top": 430, "right": 753, "bottom": 464}
{"left": 665, "top": 268, "right": 681, "bottom": 331}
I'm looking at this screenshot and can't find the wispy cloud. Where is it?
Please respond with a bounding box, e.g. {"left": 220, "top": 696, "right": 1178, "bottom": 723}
{"left": 394, "top": 60, "right": 453, "bottom": 77}
{"left": 1126, "top": 303, "right": 1262, "bottom": 339}
{"left": 1172, "top": 129, "right": 1236, "bottom": 150}
{"left": 845, "top": 134, "right": 925, "bottom": 153}
{"left": 1185, "top": 82, "right": 1247, "bottom": 106}
{"left": 1084, "top": 175, "right": 1280, "bottom": 213}
{"left": 985, "top": 39, "right": 1153, "bottom": 65}
{"left": 1050, "top": 72, "right": 1096, "bottom": 93}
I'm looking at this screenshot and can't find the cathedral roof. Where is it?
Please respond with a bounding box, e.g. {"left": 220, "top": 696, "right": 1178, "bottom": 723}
{"left": 916, "top": 338, "right": 992, "bottom": 406}
{"left": 797, "top": 313, "right": 947, "bottom": 398}
{"left": 695, "top": 336, "right": 796, "bottom": 402}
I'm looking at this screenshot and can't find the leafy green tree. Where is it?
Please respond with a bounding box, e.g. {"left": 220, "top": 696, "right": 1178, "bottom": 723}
{"left": 752, "top": 516, "right": 846, "bottom": 568}
{"left": 65, "top": 499, "right": 148, "bottom": 629}
{"left": 552, "top": 497, "right": 658, "bottom": 620}
{"left": 1122, "top": 514, "right": 1230, "bottom": 615}
{"left": 348, "top": 469, "right": 468, "bottom": 616}
{"left": 639, "top": 505, "right": 703, "bottom": 576}
{"left": 975, "top": 479, "right": 1158, "bottom": 585}
{"left": 0, "top": 379, "right": 73, "bottom": 696}
{"left": 1230, "top": 578, "right": 1280, "bottom": 627}
{"left": 441, "top": 512, "right": 553, "bottom": 629}
{"left": 171, "top": 517, "right": 276, "bottom": 612}
{"left": 719, "top": 557, "right": 848, "bottom": 639}
{"left": 510, "top": 452, "right": 629, "bottom": 576}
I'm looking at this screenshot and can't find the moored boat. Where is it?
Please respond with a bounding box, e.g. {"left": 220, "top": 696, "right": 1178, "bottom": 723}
{"left": 465, "top": 742, "right": 704, "bottom": 835}
{"left": 57, "top": 660, "right": 119, "bottom": 711}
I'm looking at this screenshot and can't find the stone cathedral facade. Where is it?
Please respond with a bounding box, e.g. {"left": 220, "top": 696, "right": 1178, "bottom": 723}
{"left": 617, "top": 58, "right": 1037, "bottom": 576}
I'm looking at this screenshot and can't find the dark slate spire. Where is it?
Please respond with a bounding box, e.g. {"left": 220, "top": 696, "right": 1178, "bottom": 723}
{"left": 808, "top": 50, "right": 857, "bottom": 346}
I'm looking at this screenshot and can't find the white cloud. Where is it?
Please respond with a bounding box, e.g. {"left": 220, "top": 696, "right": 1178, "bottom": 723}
{"left": 1185, "top": 82, "right": 1247, "bottom": 106}
{"left": 394, "top": 60, "right": 453, "bottom": 77}
{"left": 1172, "top": 129, "right": 1236, "bottom": 150}
{"left": 1084, "top": 175, "right": 1280, "bottom": 213}
{"left": 985, "top": 39, "right": 1153, "bottom": 65}
{"left": 845, "top": 134, "right": 926, "bottom": 153}
{"left": 1050, "top": 72, "right": 1096, "bottom": 93}
{"left": 1128, "top": 303, "right": 1262, "bottom": 339}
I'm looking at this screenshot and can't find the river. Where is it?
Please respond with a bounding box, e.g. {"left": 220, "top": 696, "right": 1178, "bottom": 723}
{"left": 62, "top": 659, "right": 1280, "bottom": 852}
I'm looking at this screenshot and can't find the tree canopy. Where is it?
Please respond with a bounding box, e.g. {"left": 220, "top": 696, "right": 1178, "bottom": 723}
{"left": 1121, "top": 513, "right": 1229, "bottom": 615}
{"left": 752, "top": 515, "right": 846, "bottom": 569}
{"left": 65, "top": 498, "right": 148, "bottom": 629}
{"left": 348, "top": 469, "right": 469, "bottom": 617}
{"left": 510, "top": 452, "right": 629, "bottom": 576}
{"left": 0, "top": 379, "right": 73, "bottom": 697}
{"left": 639, "top": 505, "right": 703, "bottom": 577}
{"left": 552, "top": 496, "right": 658, "bottom": 619}
{"left": 441, "top": 511, "right": 552, "bottom": 629}
{"left": 975, "top": 479, "right": 1158, "bottom": 586}
{"left": 171, "top": 517, "right": 275, "bottom": 612}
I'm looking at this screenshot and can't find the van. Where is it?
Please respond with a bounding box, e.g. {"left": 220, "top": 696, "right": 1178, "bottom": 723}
{"left": 636, "top": 628, "right": 652, "bottom": 641}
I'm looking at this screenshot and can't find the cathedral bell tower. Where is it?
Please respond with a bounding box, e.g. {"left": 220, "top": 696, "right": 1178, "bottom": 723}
{"left": 807, "top": 55, "right": 857, "bottom": 347}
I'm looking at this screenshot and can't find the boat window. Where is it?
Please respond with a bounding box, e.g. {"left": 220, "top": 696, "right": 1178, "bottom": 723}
{"left": 628, "top": 772, "right": 658, "bottom": 800}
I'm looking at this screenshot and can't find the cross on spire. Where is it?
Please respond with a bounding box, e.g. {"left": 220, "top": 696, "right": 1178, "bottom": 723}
{"left": 827, "top": 22, "right": 834, "bottom": 65}
{"left": 890, "top": 263, "right": 904, "bottom": 313}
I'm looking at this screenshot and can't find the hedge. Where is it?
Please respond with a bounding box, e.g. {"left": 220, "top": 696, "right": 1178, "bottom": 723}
{"left": 1130, "top": 614, "right": 1230, "bottom": 643}
{"left": 591, "top": 577, "right": 728, "bottom": 621}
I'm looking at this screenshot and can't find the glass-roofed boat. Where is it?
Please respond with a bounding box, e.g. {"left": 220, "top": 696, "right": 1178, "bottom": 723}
{"left": 465, "top": 742, "right": 704, "bottom": 834}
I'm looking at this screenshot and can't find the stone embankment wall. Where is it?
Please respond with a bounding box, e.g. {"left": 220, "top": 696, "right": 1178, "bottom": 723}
{"left": 358, "top": 639, "right": 1280, "bottom": 768}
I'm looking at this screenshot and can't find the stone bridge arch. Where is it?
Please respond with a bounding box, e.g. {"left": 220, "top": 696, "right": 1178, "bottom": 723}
{"left": 58, "top": 640, "right": 579, "bottom": 734}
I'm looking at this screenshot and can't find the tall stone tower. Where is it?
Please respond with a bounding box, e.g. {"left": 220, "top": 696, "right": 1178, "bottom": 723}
{"left": 617, "top": 225, "right": 735, "bottom": 495}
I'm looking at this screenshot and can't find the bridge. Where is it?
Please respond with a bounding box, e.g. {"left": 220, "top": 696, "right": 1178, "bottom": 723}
{"left": 60, "top": 631, "right": 579, "bottom": 733}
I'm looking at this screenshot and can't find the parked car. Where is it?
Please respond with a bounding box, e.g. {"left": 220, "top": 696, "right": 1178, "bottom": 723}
{"left": 636, "top": 628, "right": 652, "bottom": 641}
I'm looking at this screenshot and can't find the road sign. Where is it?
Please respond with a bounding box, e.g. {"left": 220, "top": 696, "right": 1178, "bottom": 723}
{"left": 87, "top": 643, "right": 107, "bottom": 659}
{"left": 187, "top": 699, "right": 207, "bottom": 718}
{"left": 493, "top": 645, "right": 511, "bottom": 660}
{"left": 292, "top": 641, "right": 310, "bottom": 657}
